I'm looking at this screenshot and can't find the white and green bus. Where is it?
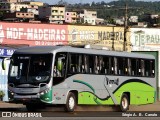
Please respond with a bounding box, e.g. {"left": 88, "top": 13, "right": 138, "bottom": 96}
{"left": 5, "top": 45, "right": 156, "bottom": 112}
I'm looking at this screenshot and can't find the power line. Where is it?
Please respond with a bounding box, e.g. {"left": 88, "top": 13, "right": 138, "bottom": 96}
{"left": 123, "top": 3, "right": 128, "bottom": 51}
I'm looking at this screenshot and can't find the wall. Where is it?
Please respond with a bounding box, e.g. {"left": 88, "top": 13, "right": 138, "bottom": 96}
{"left": 68, "top": 25, "right": 131, "bottom": 51}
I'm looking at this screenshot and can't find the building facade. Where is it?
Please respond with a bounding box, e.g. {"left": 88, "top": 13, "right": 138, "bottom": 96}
{"left": 16, "top": 12, "right": 34, "bottom": 20}
{"left": 38, "top": 6, "right": 51, "bottom": 20}
{"left": 39, "top": 5, "right": 65, "bottom": 24}
{"left": 80, "top": 9, "right": 97, "bottom": 25}
{"left": 0, "top": 0, "right": 23, "bottom": 3}
{"left": 49, "top": 5, "right": 65, "bottom": 24}
{"left": 65, "top": 12, "right": 78, "bottom": 24}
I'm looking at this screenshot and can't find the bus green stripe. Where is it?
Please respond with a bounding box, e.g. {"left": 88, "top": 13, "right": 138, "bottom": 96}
{"left": 73, "top": 80, "right": 95, "bottom": 93}
{"left": 73, "top": 79, "right": 155, "bottom": 105}
{"left": 73, "top": 80, "right": 101, "bottom": 104}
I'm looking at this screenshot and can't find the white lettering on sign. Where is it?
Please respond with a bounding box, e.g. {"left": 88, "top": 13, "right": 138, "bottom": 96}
{"left": 0, "top": 49, "right": 4, "bottom": 55}
{"left": 6, "top": 28, "right": 24, "bottom": 39}
{"left": 7, "top": 50, "right": 14, "bottom": 56}
{"left": 26, "top": 28, "right": 66, "bottom": 41}
{"left": 79, "top": 31, "right": 94, "bottom": 40}
{"left": 6, "top": 27, "right": 66, "bottom": 41}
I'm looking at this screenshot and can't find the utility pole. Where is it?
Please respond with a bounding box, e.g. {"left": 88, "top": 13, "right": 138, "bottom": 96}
{"left": 123, "top": 3, "right": 128, "bottom": 51}
{"left": 112, "top": 26, "right": 115, "bottom": 51}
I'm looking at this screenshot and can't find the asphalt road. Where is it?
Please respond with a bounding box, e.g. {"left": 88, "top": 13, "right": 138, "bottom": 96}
{"left": 0, "top": 101, "right": 160, "bottom": 112}
{"left": 0, "top": 101, "right": 160, "bottom": 119}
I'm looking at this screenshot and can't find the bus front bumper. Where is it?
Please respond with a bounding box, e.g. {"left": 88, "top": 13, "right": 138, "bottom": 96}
{"left": 9, "top": 94, "right": 41, "bottom": 104}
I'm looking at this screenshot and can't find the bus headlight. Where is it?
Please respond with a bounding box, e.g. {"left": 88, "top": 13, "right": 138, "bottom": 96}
{"left": 9, "top": 89, "right": 14, "bottom": 95}
{"left": 40, "top": 92, "right": 44, "bottom": 95}
{"left": 40, "top": 89, "right": 50, "bottom": 95}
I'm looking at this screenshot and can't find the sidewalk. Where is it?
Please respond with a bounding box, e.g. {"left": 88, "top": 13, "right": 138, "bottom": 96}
{"left": 0, "top": 101, "right": 25, "bottom": 108}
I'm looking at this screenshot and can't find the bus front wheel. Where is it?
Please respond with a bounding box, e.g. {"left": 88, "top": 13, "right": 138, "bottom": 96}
{"left": 65, "top": 92, "right": 76, "bottom": 112}
{"left": 120, "top": 93, "right": 129, "bottom": 112}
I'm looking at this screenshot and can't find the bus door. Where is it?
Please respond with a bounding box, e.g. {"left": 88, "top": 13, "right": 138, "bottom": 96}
{"left": 53, "top": 53, "right": 67, "bottom": 85}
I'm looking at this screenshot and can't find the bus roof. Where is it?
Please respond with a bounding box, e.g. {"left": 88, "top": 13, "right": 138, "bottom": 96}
{"left": 13, "top": 45, "right": 155, "bottom": 59}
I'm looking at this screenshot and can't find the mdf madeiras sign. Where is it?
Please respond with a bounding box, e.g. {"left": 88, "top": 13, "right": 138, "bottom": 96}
{"left": 0, "top": 22, "right": 68, "bottom": 46}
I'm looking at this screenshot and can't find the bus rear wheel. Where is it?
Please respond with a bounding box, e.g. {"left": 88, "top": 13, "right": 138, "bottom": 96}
{"left": 65, "top": 92, "right": 76, "bottom": 112}
{"left": 120, "top": 93, "right": 129, "bottom": 112}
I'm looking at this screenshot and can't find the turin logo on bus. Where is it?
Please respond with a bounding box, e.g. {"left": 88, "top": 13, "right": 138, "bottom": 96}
{"left": 105, "top": 77, "right": 119, "bottom": 86}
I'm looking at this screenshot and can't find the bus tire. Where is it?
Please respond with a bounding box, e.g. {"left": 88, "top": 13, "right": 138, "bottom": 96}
{"left": 120, "top": 93, "right": 129, "bottom": 112}
{"left": 65, "top": 92, "right": 76, "bottom": 112}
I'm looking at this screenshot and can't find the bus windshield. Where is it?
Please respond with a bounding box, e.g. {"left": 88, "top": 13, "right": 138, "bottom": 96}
{"left": 8, "top": 54, "right": 53, "bottom": 85}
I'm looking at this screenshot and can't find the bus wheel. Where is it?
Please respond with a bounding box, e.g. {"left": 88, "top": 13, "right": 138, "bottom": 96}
{"left": 65, "top": 92, "right": 76, "bottom": 112}
{"left": 120, "top": 94, "right": 129, "bottom": 112}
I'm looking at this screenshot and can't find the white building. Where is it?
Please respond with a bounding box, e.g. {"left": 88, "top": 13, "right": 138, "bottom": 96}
{"left": 80, "top": 9, "right": 97, "bottom": 25}
{"left": 129, "top": 16, "right": 138, "bottom": 23}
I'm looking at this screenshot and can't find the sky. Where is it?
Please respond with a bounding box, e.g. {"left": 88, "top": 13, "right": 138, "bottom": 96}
{"left": 33, "top": 0, "right": 160, "bottom": 5}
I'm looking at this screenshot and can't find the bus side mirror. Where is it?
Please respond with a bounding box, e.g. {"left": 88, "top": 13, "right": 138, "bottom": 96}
{"left": 2, "top": 58, "right": 9, "bottom": 70}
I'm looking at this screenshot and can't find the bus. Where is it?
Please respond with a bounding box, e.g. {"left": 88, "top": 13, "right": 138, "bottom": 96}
{"left": 3, "top": 45, "right": 156, "bottom": 112}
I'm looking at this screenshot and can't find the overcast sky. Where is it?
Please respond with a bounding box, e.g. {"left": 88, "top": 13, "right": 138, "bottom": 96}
{"left": 33, "top": 0, "right": 160, "bottom": 5}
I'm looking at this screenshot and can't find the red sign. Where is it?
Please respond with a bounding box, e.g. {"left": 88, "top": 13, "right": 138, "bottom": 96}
{"left": 0, "top": 22, "right": 68, "bottom": 46}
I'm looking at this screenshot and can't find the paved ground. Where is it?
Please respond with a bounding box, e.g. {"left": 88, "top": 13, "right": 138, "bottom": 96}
{"left": 0, "top": 101, "right": 160, "bottom": 119}
{"left": 0, "top": 102, "right": 24, "bottom": 108}
{"left": 0, "top": 101, "right": 160, "bottom": 112}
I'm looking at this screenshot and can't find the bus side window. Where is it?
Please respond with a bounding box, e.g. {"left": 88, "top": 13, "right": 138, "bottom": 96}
{"left": 141, "top": 59, "right": 145, "bottom": 76}
{"left": 144, "top": 60, "right": 155, "bottom": 77}
{"left": 131, "top": 59, "right": 137, "bottom": 76}
{"left": 103, "top": 57, "right": 109, "bottom": 74}
{"left": 127, "top": 58, "right": 131, "bottom": 76}
{"left": 99, "top": 56, "right": 104, "bottom": 74}
{"left": 82, "top": 55, "right": 88, "bottom": 73}
{"left": 110, "top": 57, "right": 114, "bottom": 74}
{"left": 137, "top": 59, "right": 142, "bottom": 76}
{"left": 117, "top": 57, "right": 125, "bottom": 75}
{"left": 151, "top": 60, "right": 155, "bottom": 77}
{"left": 69, "top": 54, "right": 79, "bottom": 73}
{"left": 145, "top": 60, "right": 149, "bottom": 76}
{"left": 77, "top": 55, "right": 82, "bottom": 73}
{"left": 81, "top": 56, "right": 85, "bottom": 73}
{"left": 88, "top": 55, "right": 94, "bottom": 73}
{"left": 114, "top": 57, "right": 118, "bottom": 75}
{"left": 94, "top": 56, "right": 99, "bottom": 74}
